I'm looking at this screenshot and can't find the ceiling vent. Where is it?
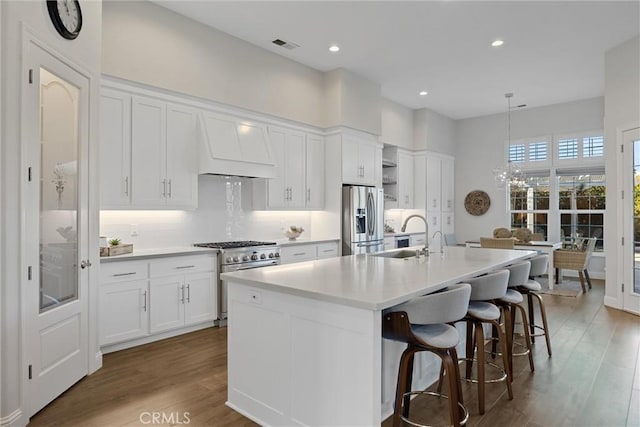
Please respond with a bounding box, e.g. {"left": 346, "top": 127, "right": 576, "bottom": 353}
{"left": 272, "top": 38, "right": 300, "bottom": 50}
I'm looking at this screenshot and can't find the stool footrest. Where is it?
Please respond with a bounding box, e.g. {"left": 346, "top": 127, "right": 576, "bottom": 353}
{"left": 459, "top": 357, "right": 508, "bottom": 384}
{"left": 400, "top": 391, "right": 469, "bottom": 427}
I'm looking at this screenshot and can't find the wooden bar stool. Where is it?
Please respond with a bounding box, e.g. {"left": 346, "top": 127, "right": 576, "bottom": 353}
{"left": 518, "top": 254, "right": 552, "bottom": 356}
{"left": 500, "top": 261, "right": 535, "bottom": 376}
{"left": 459, "top": 270, "right": 514, "bottom": 415}
{"left": 383, "top": 283, "right": 471, "bottom": 427}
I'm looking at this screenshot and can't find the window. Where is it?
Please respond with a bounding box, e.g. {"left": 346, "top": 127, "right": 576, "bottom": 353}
{"left": 508, "top": 144, "right": 525, "bottom": 163}
{"left": 557, "top": 138, "right": 578, "bottom": 160}
{"left": 510, "top": 175, "right": 550, "bottom": 239}
{"left": 529, "top": 141, "right": 548, "bottom": 162}
{"left": 507, "top": 138, "right": 550, "bottom": 167}
{"left": 557, "top": 172, "right": 605, "bottom": 251}
{"left": 583, "top": 136, "right": 604, "bottom": 158}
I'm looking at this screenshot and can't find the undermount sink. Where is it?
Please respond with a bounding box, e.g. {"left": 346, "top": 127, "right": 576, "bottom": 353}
{"left": 371, "top": 249, "right": 422, "bottom": 259}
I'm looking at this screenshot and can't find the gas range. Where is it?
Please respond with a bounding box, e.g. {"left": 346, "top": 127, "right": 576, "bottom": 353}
{"left": 193, "top": 241, "right": 280, "bottom": 266}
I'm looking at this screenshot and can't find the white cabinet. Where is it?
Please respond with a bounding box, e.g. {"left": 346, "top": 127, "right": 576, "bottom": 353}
{"left": 306, "top": 134, "right": 325, "bottom": 209}
{"left": 427, "top": 211, "right": 442, "bottom": 248}
{"left": 131, "top": 96, "right": 197, "bottom": 209}
{"left": 99, "top": 89, "right": 132, "bottom": 208}
{"left": 410, "top": 234, "right": 427, "bottom": 247}
{"left": 99, "top": 254, "right": 216, "bottom": 350}
{"left": 414, "top": 152, "right": 455, "bottom": 240}
{"left": 280, "top": 241, "right": 340, "bottom": 264}
{"left": 99, "top": 279, "right": 148, "bottom": 345}
{"left": 342, "top": 135, "right": 380, "bottom": 186}
{"left": 384, "top": 236, "right": 395, "bottom": 251}
{"left": 443, "top": 212, "right": 455, "bottom": 235}
{"left": 254, "top": 128, "right": 325, "bottom": 210}
{"left": 397, "top": 151, "right": 414, "bottom": 209}
{"left": 99, "top": 261, "right": 150, "bottom": 346}
{"left": 426, "top": 156, "right": 442, "bottom": 211}
{"left": 441, "top": 157, "right": 454, "bottom": 212}
{"left": 413, "top": 153, "right": 426, "bottom": 209}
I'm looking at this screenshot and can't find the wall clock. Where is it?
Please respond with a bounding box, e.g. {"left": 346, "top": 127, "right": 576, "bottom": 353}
{"left": 47, "top": 0, "right": 83, "bottom": 40}
{"left": 464, "top": 190, "right": 491, "bottom": 216}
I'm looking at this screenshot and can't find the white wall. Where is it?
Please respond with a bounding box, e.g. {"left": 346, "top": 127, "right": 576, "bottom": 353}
{"left": 604, "top": 36, "right": 640, "bottom": 307}
{"left": 454, "top": 97, "right": 604, "bottom": 243}
{"left": 102, "top": 0, "right": 325, "bottom": 128}
{"left": 414, "top": 108, "right": 456, "bottom": 155}
{"left": 380, "top": 98, "right": 413, "bottom": 149}
{"left": 1, "top": 1, "right": 102, "bottom": 423}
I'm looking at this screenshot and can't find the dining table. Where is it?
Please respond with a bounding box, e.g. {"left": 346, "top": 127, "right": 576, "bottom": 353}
{"left": 465, "top": 240, "right": 563, "bottom": 289}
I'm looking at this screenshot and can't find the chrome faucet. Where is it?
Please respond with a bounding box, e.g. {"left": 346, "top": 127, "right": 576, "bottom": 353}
{"left": 432, "top": 230, "right": 444, "bottom": 253}
{"left": 401, "top": 214, "right": 429, "bottom": 256}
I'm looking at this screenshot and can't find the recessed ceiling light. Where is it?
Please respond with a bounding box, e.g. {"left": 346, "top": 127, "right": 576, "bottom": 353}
{"left": 419, "top": 91, "right": 428, "bottom": 96}
{"left": 491, "top": 40, "right": 504, "bottom": 47}
{"left": 329, "top": 44, "right": 340, "bottom": 53}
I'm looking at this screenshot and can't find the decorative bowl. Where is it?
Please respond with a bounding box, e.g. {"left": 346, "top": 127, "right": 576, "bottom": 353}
{"left": 284, "top": 226, "right": 304, "bottom": 240}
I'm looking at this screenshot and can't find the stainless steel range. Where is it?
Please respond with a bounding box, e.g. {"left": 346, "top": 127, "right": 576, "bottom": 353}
{"left": 193, "top": 241, "right": 280, "bottom": 322}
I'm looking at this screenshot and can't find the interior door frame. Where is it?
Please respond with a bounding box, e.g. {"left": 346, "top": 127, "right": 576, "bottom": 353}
{"left": 20, "top": 27, "right": 101, "bottom": 418}
{"left": 621, "top": 125, "right": 640, "bottom": 315}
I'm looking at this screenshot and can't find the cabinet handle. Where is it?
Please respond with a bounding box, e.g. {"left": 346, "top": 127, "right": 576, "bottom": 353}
{"left": 322, "top": 249, "right": 334, "bottom": 253}
{"left": 180, "top": 285, "right": 185, "bottom": 304}
{"left": 124, "top": 176, "right": 129, "bottom": 196}
{"left": 307, "top": 188, "right": 311, "bottom": 202}
{"left": 432, "top": 199, "right": 437, "bottom": 208}
{"left": 142, "top": 290, "right": 147, "bottom": 312}
{"left": 447, "top": 200, "right": 451, "bottom": 209}
{"left": 433, "top": 216, "right": 438, "bottom": 226}
{"left": 447, "top": 216, "right": 451, "bottom": 225}
{"left": 186, "top": 284, "right": 191, "bottom": 303}
{"left": 288, "top": 187, "right": 292, "bottom": 201}
{"left": 176, "top": 265, "right": 195, "bottom": 270}
{"left": 168, "top": 179, "right": 172, "bottom": 198}
{"left": 293, "top": 252, "right": 306, "bottom": 256}
{"left": 113, "top": 272, "right": 136, "bottom": 277}
{"left": 162, "top": 179, "right": 167, "bottom": 197}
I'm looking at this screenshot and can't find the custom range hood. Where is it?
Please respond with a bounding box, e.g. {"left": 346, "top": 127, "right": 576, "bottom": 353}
{"left": 197, "top": 111, "right": 276, "bottom": 179}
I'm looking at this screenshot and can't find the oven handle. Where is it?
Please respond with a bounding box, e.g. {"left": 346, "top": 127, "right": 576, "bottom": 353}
{"left": 225, "top": 261, "right": 279, "bottom": 272}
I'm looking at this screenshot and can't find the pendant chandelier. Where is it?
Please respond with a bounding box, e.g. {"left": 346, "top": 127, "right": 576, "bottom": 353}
{"left": 493, "top": 93, "right": 524, "bottom": 189}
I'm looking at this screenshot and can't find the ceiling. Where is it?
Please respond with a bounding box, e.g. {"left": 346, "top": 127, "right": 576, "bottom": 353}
{"left": 154, "top": 1, "right": 639, "bottom": 120}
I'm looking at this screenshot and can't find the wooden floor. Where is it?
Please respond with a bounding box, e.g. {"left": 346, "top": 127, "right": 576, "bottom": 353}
{"left": 30, "top": 280, "right": 639, "bottom": 427}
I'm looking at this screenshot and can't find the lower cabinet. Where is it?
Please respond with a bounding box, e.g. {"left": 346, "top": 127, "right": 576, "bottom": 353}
{"left": 280, "top": 241, "right": 340, "bottom": 264}
{"left": 150, "top": 271, "right": 215, "bottom": 334}
{"left": 99, "top": 253, "right": 216, "bottom": 350}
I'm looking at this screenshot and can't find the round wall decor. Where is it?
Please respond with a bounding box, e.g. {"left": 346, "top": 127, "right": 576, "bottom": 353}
{"left": 464, "top": 190, "right": 491, "bottom": 216}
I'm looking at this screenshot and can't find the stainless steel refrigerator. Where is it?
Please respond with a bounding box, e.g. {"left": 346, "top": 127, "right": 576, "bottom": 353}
{"left": 342, "top": 186, "right": 385, "bottom": 255}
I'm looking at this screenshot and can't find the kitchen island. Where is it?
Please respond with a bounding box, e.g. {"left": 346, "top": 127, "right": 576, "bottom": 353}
{"left": 221, "top": 246, "right": 535, "bottom": 426}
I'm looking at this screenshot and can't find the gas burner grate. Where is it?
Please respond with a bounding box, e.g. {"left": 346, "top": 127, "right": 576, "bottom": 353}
{"left": 194, "top": 241, "right": 277, "bottom": 249}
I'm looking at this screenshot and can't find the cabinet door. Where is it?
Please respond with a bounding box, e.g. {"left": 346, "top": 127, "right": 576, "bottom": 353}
{"left": 131, "top": 96, "right": 166, "bottom": 207}
{"left": 280, "top": 244, "right": 317, "bottom": 264}
{"left": 305, "top": 134, "right": 324, "bottom": 209}
{"left": 99, "top": 280, "right": 149, "bottom": 345}
{"left": 427, "top": 211, "right": 442, "bottom": 248}
{"left": 286, "top": 130, "right": 306, "bottom": 208}
{"left": 267, "top": 127, "right": 287, "bottom": 208}
{"left": 410, "top": 234, "right": 427, "bottom": 248}
{"left": 426, "top": 156, "right": 442, "bottom": 211}
{"left": 166, "top": 104, "right": 197, "bottom": 208}
{"left": 413, "top": 154, "right": 426, "bottom": 209}
{"left": 184, "top": 272, "right": 216, "bottom": 326}
{"left": 359, "top": 142, "right": 377, "bottom": 185}
{"left": 149, "top": 276, "right": 184, "bottom": 333}
{"left": 316, "top": 241, "right": 339, "bottom": 259}
{"left": 99, "top": 90, "right": 131, "bottom": 208}
{"left": 442, "top": 212, "right": 455, "bottom": 235}
{"left": 441, "top": 157, "right": 454, "bottom": 212}
{"left": 398, "top": 152, "right": 414, "bottom": 209}
{"left": 341, "top": 136, "right": 361, "bottom": 184}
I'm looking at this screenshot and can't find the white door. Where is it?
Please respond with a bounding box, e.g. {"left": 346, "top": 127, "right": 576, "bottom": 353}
{"left": 99, "top": 280, "right": 149, "bottom": 345}
{"left": 426, "top": 156, "right": 442, "bottom": 211}
{"left": 341, "top": 136, "right": 361, "bottom": 184}
{"left": 184, "top": 272, "right": 216, "bottom": 325}
{"left": 441, "top": 157, "right": 455, "bottom": 212}
{"left": 359, "top": 142, "right": 377, "bottom": 185}
{"left": 623, "top": 127, "right": 640, "bottom": 315}
{"left": 267, "top": 127, "right": 287, "bottom": 207}
{"left": 165, "top": 104, "right": 197, "bottom": 208}
{"left": 305, "top": 134, "right": 324, "bottom": 209}
{"left": 398, "top": 152, "right": 414, "bottom": 208}
{"left": 24, "top": 43, "right": 90, "bottom": 416}
{"left": 150, "top": 276, "right": 185, "bottom": 333}
{"left": 286, "top": 130, "right": 306, "bottom": 208}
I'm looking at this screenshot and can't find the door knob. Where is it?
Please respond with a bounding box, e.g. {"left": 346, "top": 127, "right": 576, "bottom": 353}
{"left": 80, "top": 260, "right": 92, "bottom": 269}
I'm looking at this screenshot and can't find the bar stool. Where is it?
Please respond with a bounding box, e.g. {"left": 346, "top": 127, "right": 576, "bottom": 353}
{"left": 518, "top": 254, "right": 552, "bottom": 356}
{"left": 500, "top": 261, "right": 535, "bottom": 376}
{"left": 383, "top": 283, "right": 471, "bottom": 427}
{"left": 460, "top": 270, "right": 513, "bottom": 415}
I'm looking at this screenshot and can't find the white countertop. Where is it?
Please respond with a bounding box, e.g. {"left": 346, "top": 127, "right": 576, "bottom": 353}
{"left": 221, "top": 246, "right": 536, "bottom": 311}
{"left": 100, "top": 246, "right": 218, "bottom": 262}
{"left": 384, "top": 231, "right": 423, "bottom": 237}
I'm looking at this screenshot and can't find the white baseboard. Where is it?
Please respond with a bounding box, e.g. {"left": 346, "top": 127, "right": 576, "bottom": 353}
{"left": 89, "top": 351, "right": 103, "bottom": 375}
{"left": 101, "top": 321, "right": 215, "bottom": 354}
{"left": 604, "top": 295, "right": 621, "bottom": 309}
{"left": 0, "top": 409, "right": 23, "bottom": 427}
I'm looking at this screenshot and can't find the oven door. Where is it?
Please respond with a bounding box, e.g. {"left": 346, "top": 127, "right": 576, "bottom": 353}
{"left": 219, "top": 260, "right": 280, "bottom": 320}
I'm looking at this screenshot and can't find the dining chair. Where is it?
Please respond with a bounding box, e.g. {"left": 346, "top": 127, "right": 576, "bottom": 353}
{"left": 553, "top": 237, "right": 596, "bottom": 292}
{"left": 480, "top": 237, "right": 515, "bottom": 249}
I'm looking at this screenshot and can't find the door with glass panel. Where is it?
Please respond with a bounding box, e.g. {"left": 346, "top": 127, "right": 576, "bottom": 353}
{"left": 624, "top": 127, "right": 640, "bottom": 315}
{"left": 24, "top": 42, "right": 90, "bottom": 416}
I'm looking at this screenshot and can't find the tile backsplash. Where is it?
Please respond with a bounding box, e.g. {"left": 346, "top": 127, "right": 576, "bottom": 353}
{"left": 100, "top": 175, "right": 315, "bottom": 248}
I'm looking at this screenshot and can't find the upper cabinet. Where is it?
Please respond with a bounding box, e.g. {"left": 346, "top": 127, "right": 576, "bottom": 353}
{"left": 397, "top": 151, "right": 414, "bottom": 209}
{"left": 341, "top": 135, "right": 381, "bottom": 186}
{"left": 253, "top": 126, "right": 325, "bottom": 210}
{"left": 100, "top": 88, "right": 197, "bottom": 210}
{"left": 441, "top": 157, "right": 454, "bottom": 212}
{"left": 382, "top": 145, "right": 413, "bottom": 209}
{"left": 425, "top": 155, "right": 442, "bottom": 211}
{"left": 415, "top": 152, "right": 455, "bottom": 213}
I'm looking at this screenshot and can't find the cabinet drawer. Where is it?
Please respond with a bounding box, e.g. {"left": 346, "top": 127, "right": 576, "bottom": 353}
{"left": 316, "top": 242, "right": 339, "bottom": 259}
{"left": 149, "top": 255, "right": 215, "bottom": 278}
{"left": 281, "top": 244, "right": 317, "bottom": 264}
{"left": 100, "top": 261, "right": 149, "bottom": 283}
